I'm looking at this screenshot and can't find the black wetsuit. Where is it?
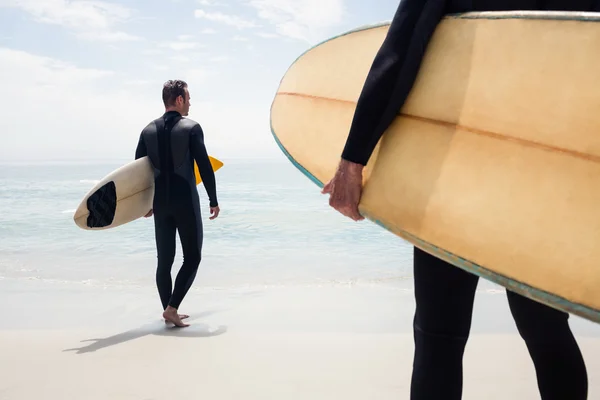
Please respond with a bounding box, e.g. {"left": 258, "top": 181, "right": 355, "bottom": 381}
{"left": 340, "top": 1, "right": 598, "bottom": 399}
{"left": 135, "top": 111, "right": 217, "bottom": 310}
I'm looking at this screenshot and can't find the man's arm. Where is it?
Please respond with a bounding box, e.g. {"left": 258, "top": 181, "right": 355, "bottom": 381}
{"left": 135, "top": 133, "right": 147, "bottom": 160}
{"left": 341, "top": 0, "right": 447, "bottom": 166}
{"left": 190, "top": 124, "right": 218, "bottom": 207}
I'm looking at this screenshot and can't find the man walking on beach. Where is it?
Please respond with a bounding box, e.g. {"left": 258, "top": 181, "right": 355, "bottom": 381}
{"left": 135, "top": 79, "right": 220, "bottom": 327}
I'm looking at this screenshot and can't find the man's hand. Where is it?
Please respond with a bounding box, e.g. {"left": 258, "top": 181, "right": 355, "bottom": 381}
{"left": 209, "top": 206, "right": 220, "bottom": 220}
{"left": 144, "top": 209, "right": 153, "bottom": 218}
{"left": 321, "top": 159, "right": 365, "bottom": 221}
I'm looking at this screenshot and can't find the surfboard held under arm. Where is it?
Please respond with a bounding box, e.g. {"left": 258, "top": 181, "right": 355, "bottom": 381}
{"left": 73, "top": 155, "right": 224, "bottom": 231}
{"left": 270, "top": 11, "right": 600, "bottom": 324}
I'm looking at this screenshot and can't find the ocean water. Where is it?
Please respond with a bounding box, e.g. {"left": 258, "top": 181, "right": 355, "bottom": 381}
{"left": 0, "top": 158, "right": 418, "bottom": 291}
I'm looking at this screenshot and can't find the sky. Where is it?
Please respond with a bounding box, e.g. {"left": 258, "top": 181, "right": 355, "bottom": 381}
{"left": 0, "top": 0, "right": 400, "bottom": 163}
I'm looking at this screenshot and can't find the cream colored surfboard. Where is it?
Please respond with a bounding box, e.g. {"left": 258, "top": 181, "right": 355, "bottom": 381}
{"left": 270, "top": 11, "right": 600, "bottom": 323}
{"left": 73, "top": 156, "right": 223, "bottom": 230}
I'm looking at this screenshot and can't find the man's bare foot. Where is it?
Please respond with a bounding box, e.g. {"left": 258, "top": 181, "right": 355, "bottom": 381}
{"left": 162, "top": 307, "right": 189, "bottom": 327}
{"left": 164, "top": 314, "right": 189, "bottom": 324}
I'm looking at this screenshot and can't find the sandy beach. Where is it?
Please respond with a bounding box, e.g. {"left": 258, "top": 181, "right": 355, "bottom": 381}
{"left": 2, "top": 279, "right": 599, "bottom": 400}
{"left": 4, "top": 330, "right": 600, "bottom": 400}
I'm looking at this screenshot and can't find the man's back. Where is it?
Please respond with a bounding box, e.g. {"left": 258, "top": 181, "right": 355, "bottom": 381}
{"left": 136, "top": 110, "right": 218, "bottom": 211}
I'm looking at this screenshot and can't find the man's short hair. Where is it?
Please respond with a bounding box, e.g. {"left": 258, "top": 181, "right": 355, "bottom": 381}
{"left": 162, "top": 79, "right": 188, "bottom": 107}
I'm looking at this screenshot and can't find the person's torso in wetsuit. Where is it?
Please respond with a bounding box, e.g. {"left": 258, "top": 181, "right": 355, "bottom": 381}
{"left": 134, "top": 111, "right": 218, "bottom": 212}
{"left": 341, "top": 0, "right": 600, "bottom": 166}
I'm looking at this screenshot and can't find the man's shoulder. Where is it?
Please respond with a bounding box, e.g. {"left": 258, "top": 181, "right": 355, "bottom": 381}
{"left": 175, "top": 117, "right": 203, "bottom": 135}
{"left": 140, "top": 117, "right": 161, "bottom": 134}
{"left": 178, "top": 117, "right": 201, "bottom": 129}
{"left": 139, "top": 115, "right": 202, "bottom": 136}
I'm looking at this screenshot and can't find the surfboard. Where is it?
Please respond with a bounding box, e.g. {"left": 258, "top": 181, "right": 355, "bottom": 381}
{"left": 269, "top": 11, "right": 600, "bottom": 324}
{"left": 73, "top": 156, "right": 224, "bottom": 230}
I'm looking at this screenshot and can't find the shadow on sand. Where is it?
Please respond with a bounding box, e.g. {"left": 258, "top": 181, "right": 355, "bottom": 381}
{"left": 62, "top": 310, "right": 227, "bottom": 354}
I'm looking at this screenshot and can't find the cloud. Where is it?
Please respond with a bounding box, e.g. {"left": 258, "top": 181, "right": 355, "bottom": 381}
{"left": 194, "top": 9, "right": 259, "bottom": 29}
{"left": 0, "top": 47, "right": 224, "bottom": 162}
{"left": 196, "top": 0, "right": 229, "bottom": 7}
{"left": 0, "top": 47, "right": 114, "bottom": 85}
{"left": 0, "top": 0, "right": 142, "bottom": 42}
{"left": 157, "top": 34, "right": 205, "bottom": 51}
{"left": 247, "top": 0, "right": 345, "bottom": 42}
{"left": 0, "top": 46, "right": 154, "bottom": 161}
{"left": 256, "top": 32, "right": 278, "bottom": 38}
{"left": 170, "top": 55, "right": 191, "bottom": 63}
{"left": 184, "top": 68, "right": 211, "bottom": 85}
{"left": 125, "top": 79, "right": 152, "bottom": 86}
{"left": 159, "top": 41, "right": 204, "bottom": 51}
{"left": 141, "top": 49, "right": 163, "bottom": 56}
{"left": 78, "top": 30, "right": 140, "bottom": 42}
{"left": 0, "top": 47, "right": 279, "bottom": 162}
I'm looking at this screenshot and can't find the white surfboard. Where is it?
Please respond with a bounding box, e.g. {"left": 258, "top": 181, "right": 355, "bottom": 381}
{"left": 73, "top": 155, "right": 224, "bottom": 230}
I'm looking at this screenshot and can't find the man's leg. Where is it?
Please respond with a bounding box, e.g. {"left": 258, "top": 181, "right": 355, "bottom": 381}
{"left": 162, "top": 203, "right": 203, "bottom": 327}
{"left": 154, "top": 211, "right": 177, "bottom": 311}
{"left": 507, "top": 290, "right": 588, "bottom": 400}
{"left": 410, "top": 247, "right": 479, "bottom": 400}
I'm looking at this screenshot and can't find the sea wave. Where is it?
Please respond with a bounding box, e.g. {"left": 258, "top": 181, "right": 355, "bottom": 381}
{"left": 79, "top": 179, "right": 99, "bottom": 185}
{"left": 0, "top": 274, "right": 508, "bottom": 295}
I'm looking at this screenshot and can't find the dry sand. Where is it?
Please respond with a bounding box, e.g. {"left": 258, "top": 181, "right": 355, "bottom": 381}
{"left": 1, "top": 329, "right": 599, "bottom": 399}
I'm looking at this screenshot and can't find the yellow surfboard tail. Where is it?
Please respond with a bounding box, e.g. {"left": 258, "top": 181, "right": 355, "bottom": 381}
{"left": 194, "top": 156, "right": 224, "bottom": 185}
